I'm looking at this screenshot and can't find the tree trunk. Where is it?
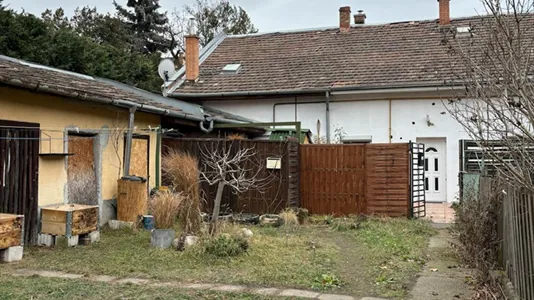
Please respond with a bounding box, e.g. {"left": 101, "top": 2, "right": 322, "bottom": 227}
{"left": 210, "top": 181, "right": 226, "bottom": 235}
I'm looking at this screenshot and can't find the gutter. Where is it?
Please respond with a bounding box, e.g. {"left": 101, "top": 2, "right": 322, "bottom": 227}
{"left": 169, "top": 83, "right": 466, "bottom": 99}
{"left": 2, "top": 79, "right": 245, "bottom": 126}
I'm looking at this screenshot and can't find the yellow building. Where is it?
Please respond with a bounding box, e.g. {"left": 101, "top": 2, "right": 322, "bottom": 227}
{"left": 0, "top": 55, "right": 250, "bottom": 243}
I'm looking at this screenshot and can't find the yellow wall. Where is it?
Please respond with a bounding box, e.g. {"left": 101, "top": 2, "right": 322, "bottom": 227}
{"left": 0, "top": 87, "right": 160, "bottom": 210}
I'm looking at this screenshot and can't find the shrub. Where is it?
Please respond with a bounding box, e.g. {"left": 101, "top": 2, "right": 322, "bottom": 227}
{"left": 162, "top": 150, "right": 201, "bottom": 234}
{"left": 149, "top": 191, "right": 184, "bottom": 229}
{"left": 203, "top": 234, "right": 249, "bottom": 257}
{"left": 452, "top": 178, "right": 502, "bottom": 284}
{"left": 279, "top": 208, "right": 299, "bottom": 227}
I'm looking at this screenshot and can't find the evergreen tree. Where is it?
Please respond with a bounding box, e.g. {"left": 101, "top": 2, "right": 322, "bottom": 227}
{"left": 113, "top": 0, "right": 170, "bottom": 53}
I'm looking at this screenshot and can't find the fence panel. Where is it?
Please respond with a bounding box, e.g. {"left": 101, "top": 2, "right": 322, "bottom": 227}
{"left": 162, "top": 138, "right": 297, "bottom": 215}
{"left": 366, "top": 144, "right": 410, "bottom": 217}
{"left": 500, "top": 186, "right": 534, "bottom": 300}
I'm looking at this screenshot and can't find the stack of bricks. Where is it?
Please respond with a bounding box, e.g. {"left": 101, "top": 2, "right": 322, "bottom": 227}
{"left": 425, "top": 203, "right": 456, "bottom": 224}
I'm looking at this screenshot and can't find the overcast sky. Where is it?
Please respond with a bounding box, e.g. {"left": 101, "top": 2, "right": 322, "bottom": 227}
{"left": 5, "top": 0, "right": 486, "bottom": 32}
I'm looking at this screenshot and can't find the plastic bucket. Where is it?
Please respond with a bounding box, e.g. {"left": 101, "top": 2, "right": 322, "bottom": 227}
{"left": 142, "top": 215, "right": 155, "bottom": 230}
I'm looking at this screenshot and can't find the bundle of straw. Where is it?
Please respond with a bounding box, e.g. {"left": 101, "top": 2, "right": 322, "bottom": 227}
{"left": 149, "top": 190, "right": 183, "bottom": 229}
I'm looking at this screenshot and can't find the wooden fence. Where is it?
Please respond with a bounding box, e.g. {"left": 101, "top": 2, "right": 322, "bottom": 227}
{"left": 300, "top": 143, "right": 411, "bottom": 217}
{"left": 162, "top": 138, "right": 299, "bottom": 214}
{"left": 499, "top": 185, "right": 534, "bottom": 300}
{"left": 0, "top": 120, "right": 39, "bottom": 245}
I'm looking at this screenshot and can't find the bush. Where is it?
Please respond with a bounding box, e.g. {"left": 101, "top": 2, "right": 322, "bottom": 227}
{"left": 149, "top": 191, "right": 184, "bottom": 229}
{"left": 452, "top": 178, "right": 502, "bottom": 284}
{"left": 279, "top": 208, "right": 299, "bottom": 227}
{"left": 162, "top": 150, "right": 201, "bottom": 234}
{"left": 203, "top": 234, "right": 249, "bottom": 257}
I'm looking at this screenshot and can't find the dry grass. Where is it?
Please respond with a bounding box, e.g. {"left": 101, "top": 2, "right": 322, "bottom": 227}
{"left": 162, "top": 150, "right": 201, "bottom": 234}
{"left": 279, "top": 208, "right": 299, "bottom": 226}
{"left": 227, "top": 133, "right": 246, "bottom": 140}
{"left": 149, "top": 191, "right": 183, "bottom": 229}
{"left": 69, "top": 170, "right": 98, "bottom": 205}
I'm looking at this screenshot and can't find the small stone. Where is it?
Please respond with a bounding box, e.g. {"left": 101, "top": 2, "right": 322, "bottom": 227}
{"left": 1, "top": 246, "right": 23, "bottom": 263}
{"left": 280, "top": 289, "right": 320, "bottom": 298}
{"left": 172, "top": 238, "right": 180, "bottom": 250}
{"left": 240, "top": 228, "right": 253, "bottom": 239}
{"left": 184, "top": 235, "right": 199, "bottom": 247}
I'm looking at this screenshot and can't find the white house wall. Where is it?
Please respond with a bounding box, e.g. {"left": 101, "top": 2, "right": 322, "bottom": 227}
{"left": 204, "top": 95, "right": 469, "bottom": 202}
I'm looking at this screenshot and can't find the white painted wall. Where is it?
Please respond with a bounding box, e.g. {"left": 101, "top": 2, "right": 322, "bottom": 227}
{"left": 204, "top": 95, "right": 469, "bottom": 203}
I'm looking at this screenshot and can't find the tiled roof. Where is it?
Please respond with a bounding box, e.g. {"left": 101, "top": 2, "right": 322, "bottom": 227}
{"left": 0, "top": 55, "right": 249, "bottom": 123}
{"left": 172, "top": 16, "right": 488, "bottom": 95}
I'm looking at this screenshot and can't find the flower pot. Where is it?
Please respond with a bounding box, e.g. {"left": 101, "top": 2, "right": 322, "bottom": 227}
{"left": 233, "top": 213, "right": 260, "bottom": 225}
{"left": 150, "top": 229, "right": 175, "bottom": 249}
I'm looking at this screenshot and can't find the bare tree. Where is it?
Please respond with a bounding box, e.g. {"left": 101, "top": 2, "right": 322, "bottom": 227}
{"left": 198, "top": 140, "right": 271, "bottom": 233}
{"left": 444, "top": 0, "right": 534, "bottom": 190}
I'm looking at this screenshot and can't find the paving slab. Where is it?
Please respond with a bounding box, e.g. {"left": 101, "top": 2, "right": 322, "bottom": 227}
{"left": 57, "top": 273, "right": 84, "bottom": 279}
{"left": 90, "top": 275, "right": 117, "bottom": 283}
{"left": 318, "top": 293, "right": 355, "bottom": 300}
{"left": 361, "top": 298, "right": 387, "bottom": 300}
{"left": 411, "top": 276, "right": 471, "bottom": 300}
{"left": 35, "top": 270, "right": 66, "bottom": 278}
{"left": 12, "top": 269, "right": 38, "bottom": 276}
{"left": 280, "top": 289, "right": 320, "bottom": 298}
{"left": 252, "top": 288, "right": 280, "bottom": 296}
{"left": 211, "top": 285, "right": 247, "bottom": 292}
{"left": 182, "top": 283, "right": 215, "bottom": 290}
{"left": 115, "top": 278, "right": 150, "bottom": 285}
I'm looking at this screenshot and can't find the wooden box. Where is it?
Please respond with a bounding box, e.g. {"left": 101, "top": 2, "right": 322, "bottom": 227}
{"left": 40, "top": 204, "right": 98, "bottom": 237}
{"left": 0, "top": 214, "right": 24, "bottom": 249}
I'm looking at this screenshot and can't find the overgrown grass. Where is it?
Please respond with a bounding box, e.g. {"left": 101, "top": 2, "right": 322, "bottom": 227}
{"left": 0, "top": 275, "right": 293, "bottom": 300}
{"left": 4, "top": 217, "right": 434, "bottom": 299}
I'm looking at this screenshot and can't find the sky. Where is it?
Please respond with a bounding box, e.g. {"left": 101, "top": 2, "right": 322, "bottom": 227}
{"left": 5, "top": 0, "right": 487, "bottom": 32}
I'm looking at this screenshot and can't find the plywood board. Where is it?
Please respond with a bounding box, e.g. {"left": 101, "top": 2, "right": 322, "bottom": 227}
{"left": 129, "top": 138, "right": 148, "bottom": 178}
{"left": 40, "top": 221, "right": 66, "bottom": 236}
{"left": 72, "top": 207, "right": 98, "bottom": 235}
{"left": 68, "top": 136, "right": 97, "bottom": 205}
{"left": 0, "top": 229, "right": 22, "bottom": 249}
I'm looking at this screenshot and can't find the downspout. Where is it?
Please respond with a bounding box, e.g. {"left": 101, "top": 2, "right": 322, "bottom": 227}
{"left": 155, "top": 127, "right": 161, "bottom": 187}
{"left": 389, "top": 99, "right": 392, "bottom": 143}
{"left": 123, "top": 106, "right": 136, "bottom": 176}
{"left": 326, "top": 92, "right": 331, "bottom": 143}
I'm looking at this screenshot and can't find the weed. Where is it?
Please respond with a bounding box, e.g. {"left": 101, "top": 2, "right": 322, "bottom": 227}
{"left": 279, "top": 208, "right": 299, "bottom": 227}
{"left": 312, "top": 274, "right": 342, "bottom": 290}
{"left": 202, "top": 234, "right": 249, "bottom": 257}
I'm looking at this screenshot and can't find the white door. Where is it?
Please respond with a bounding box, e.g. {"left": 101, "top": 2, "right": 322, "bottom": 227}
{"left": 417, "top": 138, "right": 447, "bottom": 203}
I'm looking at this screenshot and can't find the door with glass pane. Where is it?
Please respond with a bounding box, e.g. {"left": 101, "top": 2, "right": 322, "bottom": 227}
{"left": 417, "top": 138, "right": 447, "bottom": 202}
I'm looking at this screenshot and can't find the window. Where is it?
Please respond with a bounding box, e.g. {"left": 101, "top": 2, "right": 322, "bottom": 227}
{"left": 435, "top": 178, "right": 439, "bottom": 191}
{"left": 424, "top": 159, "right": 429, "bottom": 171}
{"left": 425, "top": 178, "right": 429, "bottom": 191}
{"left": 426, "top": 147, "right": 438, "bottom": 153}
{"left": 434, "top": 158, "right": 439, "bottom": 171}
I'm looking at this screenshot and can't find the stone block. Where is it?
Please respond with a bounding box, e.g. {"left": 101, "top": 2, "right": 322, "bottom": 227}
{"left": 89, "top": 231, "right": 100, "bottom": 243}
{"left": 37, "top": 234, "right": 55, "bottom": 247}
{"left": 55, "top": 235, "right": 79, "bottom": 247}
{"left": 108, "top": 220, "right": 133, "bottom": 230}
{"left": 1, "top": 246, "right": 24, "bottom": 263}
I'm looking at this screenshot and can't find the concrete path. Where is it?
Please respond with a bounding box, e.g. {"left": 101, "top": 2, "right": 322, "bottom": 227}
{"left": 7, "top": 268, "right": 385, "bottom": 300}
{"left": 409, "top": 225, "right": 474, "bottom": 300}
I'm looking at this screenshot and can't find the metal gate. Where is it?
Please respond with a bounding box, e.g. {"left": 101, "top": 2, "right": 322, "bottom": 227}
{"left": 410, "top": 142, "right": 426, "bottom": 218}
{"left": 0, "top": 120, "right": 40, "bottom": 244}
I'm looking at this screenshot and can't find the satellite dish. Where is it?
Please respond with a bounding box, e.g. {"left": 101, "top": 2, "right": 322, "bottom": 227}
{"left": 158, "top": 58, "right": 176, "bottom": 82}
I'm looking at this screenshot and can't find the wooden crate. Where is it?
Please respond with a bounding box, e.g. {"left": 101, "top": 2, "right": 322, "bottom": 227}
{"left": 0, "top": 214, "right": 24, "bottom": 249}
{"left": 40, "top": 204, "right": 98, "bottom": 237}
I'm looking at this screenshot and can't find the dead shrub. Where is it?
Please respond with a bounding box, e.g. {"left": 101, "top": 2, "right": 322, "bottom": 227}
{"left": 226, "top": 133, "right": 246, "bottom": 140}
{"left": 149, "top": 191, "right": 184, "bottom": 229}
{"left": 162, "top": 149, "right": 202, "bottom": 234}
{"left": 452, "top": 178, "right": 503, "bottom": 288}
{"left": 279, "top": 208, "right": 299, "bottom": 227}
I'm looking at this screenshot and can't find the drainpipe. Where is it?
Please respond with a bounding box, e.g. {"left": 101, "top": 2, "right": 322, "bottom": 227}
{"left": 389, "top": 99, "right": 392, "bottom": 143}
{"left": 123, "top": 107, "right": 136, "bottom": 176}
{"left": 155, "top": 127, "right": 161, "bottom": 187}
{"left": 326, "top": 92, "right": 331, "bottom": 143}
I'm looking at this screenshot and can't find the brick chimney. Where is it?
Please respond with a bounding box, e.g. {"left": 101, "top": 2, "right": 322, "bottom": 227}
{"left": 185, "top": 18, "right": 200, "bottom": 82}
{"left": 339, "top": 6, "right": 351, "bottom": 33}
{"left": 438, "top": 0, "right": 450, "bottom": 26}
{"left": 354, "top": 10, "right": 366, "bottom": 25}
